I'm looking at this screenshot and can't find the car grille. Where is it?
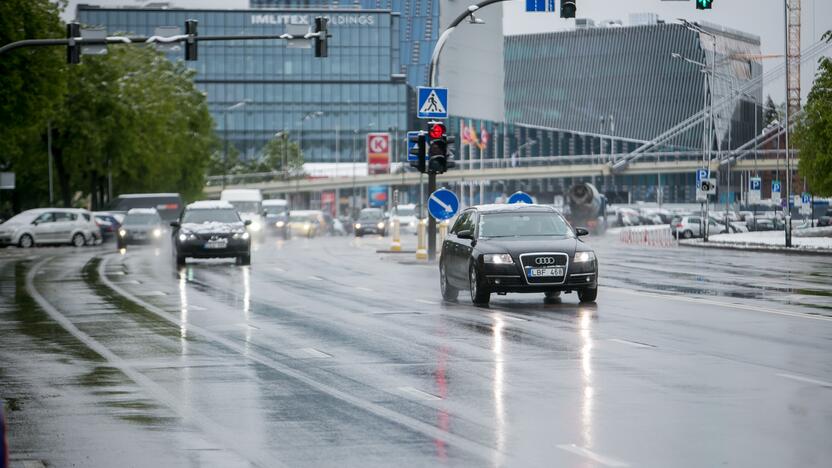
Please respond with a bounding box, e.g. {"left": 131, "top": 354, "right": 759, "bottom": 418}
{"left": 196, "top": 233, "right": 231, "bottom": 241}
{"left": 519, "top": 253, "right": 568, "bottom": 284}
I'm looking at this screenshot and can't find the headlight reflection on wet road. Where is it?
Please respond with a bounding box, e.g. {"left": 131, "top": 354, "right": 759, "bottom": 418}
{"left": 579, "top": 307, "right": 594, "bottom": 450}
{"left": 492, "top": 315, "right": 506, "bottom": 467}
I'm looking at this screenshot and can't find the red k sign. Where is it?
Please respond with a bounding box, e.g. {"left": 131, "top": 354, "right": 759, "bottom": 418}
{"left": 366, "top": 133, "right": 390, "bottom": 175}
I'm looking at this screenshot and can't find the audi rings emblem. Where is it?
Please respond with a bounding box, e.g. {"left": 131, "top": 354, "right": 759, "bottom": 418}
{"left": 535, "top": 257, "right": 556, "bottom": 265}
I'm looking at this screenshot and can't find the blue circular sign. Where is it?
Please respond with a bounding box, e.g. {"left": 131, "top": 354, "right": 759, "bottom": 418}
{"left": 507, "top": 191, "right": 534, "bottom": 204}
{"left": 428, "top": 188, "right": 459, "bottom": 221}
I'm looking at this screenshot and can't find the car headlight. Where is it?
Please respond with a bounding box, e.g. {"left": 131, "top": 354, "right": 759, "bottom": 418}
{"left": 354, "top": 223, "right": 361, "bottom": 229}
{"left": 276, "top": 221, "right": 285, "bottom": 228}
{"left": 303, "top": 222, "right": 311, "bottom": 230}
{"left": 377, "top": 222, "right": 385, "bottom": 229}
{"left": 178, "top": 231, "right": 196, "bottom": 242}
{"left": 573, "top": 251, "right": 596, "bottom": 263}
{"left": 248, "top": 221, "right": 262, "bottom": 232}
{"left": 118, "top": 229, "right": 127, "bottom": 237}
{"left": 484, "top": 253, "right": 514, "bottom": 264}
{"left": 152, "top": 228, "right": 161, "bottom": 238}
{"left": 233, "top": 231, "right": 250, "bottom": 240}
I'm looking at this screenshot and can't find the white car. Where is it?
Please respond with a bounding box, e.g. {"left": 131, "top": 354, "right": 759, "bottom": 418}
{"left": 390, "top": 204, "right": 419, "bottom": 235}
{"left": 0, "top": 208, "right": 98, "bottom": 248}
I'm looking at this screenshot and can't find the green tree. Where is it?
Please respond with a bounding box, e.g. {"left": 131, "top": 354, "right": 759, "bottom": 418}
{"left": 0, "top": 0, "right": 66, "bottom": 212}
{"left": 763, "top": 95, "right": 780, "bottom": 126}
{"left": 50, "top": 45, "right": 217, "bottom": 207}
{"left": 795, "top": 31, "right": 832, "bottom": 196}
{"left": 248, "top": 135, "right": 304, "bottom": 175}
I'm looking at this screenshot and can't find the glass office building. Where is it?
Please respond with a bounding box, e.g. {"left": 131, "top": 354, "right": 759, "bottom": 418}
{"left": 78, "top": 4, "right": 408, "bottom": 163}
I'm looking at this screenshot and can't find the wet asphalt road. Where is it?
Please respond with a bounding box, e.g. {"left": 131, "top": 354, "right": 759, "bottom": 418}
{"left": 1, "top": 233, "right": 831, "bottom": 467}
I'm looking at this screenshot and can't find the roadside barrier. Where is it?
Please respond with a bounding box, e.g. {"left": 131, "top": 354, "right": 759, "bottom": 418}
{"left": 618, "top": 225, "right": 675, "bottom": 247}
{"left": 390, "top": 217, "right": 401, "bottom": 252}
{"left": 416, "top": 219, "right": 427, "bottom": 260}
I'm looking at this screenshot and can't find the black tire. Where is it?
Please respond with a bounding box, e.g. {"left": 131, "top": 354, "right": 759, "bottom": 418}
{"left": 578, "top": 287, "right": 598, "bottom": 303}
{"left": 682, "top": 230, "right": 693, "bottom": 239}
{"left": 18, "top": 234, "right": 34, "bottom": 249}
{"left": 440, "top": 260, "right": 458, "bottom": 301}
{"left": 469, "top": 265, "right": 490, "bottom": 306}
{"left": 116, "top": 240, "right": 126, "bottom": 250}
{"left": 71, "top": 233, "right": 86, "bottom": 247}
{"left": 355, "top": 232, "right": 362, "bottom": 238}
{"left": 175, "top": 253, "right": 186, "bottom": 267}
{"left": 238, "top": 254, "right": 251, "bottom": 266}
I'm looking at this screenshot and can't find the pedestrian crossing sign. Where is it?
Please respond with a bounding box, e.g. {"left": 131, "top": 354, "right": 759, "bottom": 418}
{"left": 417, "top": 87, "right": 448, "bottom": 119}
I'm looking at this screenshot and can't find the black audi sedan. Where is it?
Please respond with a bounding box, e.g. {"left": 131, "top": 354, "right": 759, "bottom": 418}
{"left": 170, "top": 201, "right": 252, "bottom": 266}
{"left": 439, "top": 204, "right": 598, "bottom": 305}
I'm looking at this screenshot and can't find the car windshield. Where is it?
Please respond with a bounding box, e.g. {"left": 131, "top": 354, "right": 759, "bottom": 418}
{"left": 263, "top": 205, "right": 287, "bottom": 216}
{"left": 359, "top": 213, "right": 383, "bottom": 221}
{"left": 290, "top": 214, "right": 316, "bottom": 222}
{"left": 228, "top": 201, "right": 260, "bottom": 214}
{"left": 2, "top": 211, "right": 40, "bottom": 224}
{"left": 182, "top": 209, "right": 240, "bottom": 224}
{"left": 123, "top": 214, "right": 159, "bottom": 226}
{"left": 479, "top": 212, "right": 572, "bottom": 238}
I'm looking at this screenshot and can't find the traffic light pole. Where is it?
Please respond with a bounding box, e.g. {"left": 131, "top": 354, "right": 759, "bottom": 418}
{"left": 427, "top": 172, "right": 437, "bottom": 261}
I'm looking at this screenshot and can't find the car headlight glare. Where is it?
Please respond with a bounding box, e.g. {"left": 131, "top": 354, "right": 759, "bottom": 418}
{"left": 178, "top": 231, "right": 196, "bottom": 242}
{"left": 573, "top": 251, "right": 595, "bottom": 263}
{"left": 484, "top": 253, "right": 514, "bottom": 264}
{"left": 233, "top": 231, "right": 250, "bottom": 240}
{"left": 354, "top": 223, "right": 361, "bottom": 229}
{"left": 118, "top": 229, "right": 127, "bottom": 237}
{"left": 276, "top": 221, "right": 285, "bottom": 228}
{"left": 377, "top": 222, "right": 385, "bottom": 229}
{"left": 152, "top": 228, "right": 161, "bottom": 238}
{"left": 178, "top": 233, "right": 188, "bottom": 242}
{"left": 249, "top": 221, "right": 262, "bottom": 232}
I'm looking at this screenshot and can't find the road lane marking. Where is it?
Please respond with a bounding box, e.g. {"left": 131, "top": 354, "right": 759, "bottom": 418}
{"left": 398, "top": 386, "right": 441, "bottom": 401}
{"left": 556, "top": 444, "right": 630, "bottom": 467}
{"left": 21, "top": 461, "right": 46, "bottom": 468}
{"left": 355, "top": 286, "right": 374, "bottom": 292}
{"left": 139, "top": 290, "right": 167, "bottom": 296}
{"left": 611, "top": 287, "right": 832, "bottom": 322}
{"left": 307, "top": 275, "right": 324, "bottom": 281}
{"left": 416, "top": 299, "right": 439, "bottom": 305}
{"left": 287, "top": 348, "right": 331, "bottom": 359}
{"left": 97, "top": 254, "right": 501, "bottom": 463}
{"left": 27, "top": 258, "right": 280, "bottom": 468}
{"left": 273, "top": 267, "right": 286, "bottom": 273}
{"left": 609, "top": 338, "right": 656, "bottom": 349}
{"left": 777, "top": 373, "right": 832, "bottom": 388}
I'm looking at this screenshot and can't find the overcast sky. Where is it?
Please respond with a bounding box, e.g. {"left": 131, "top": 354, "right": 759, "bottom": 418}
{"left": 61, "top": 0, "right": 831, "bottom": 102}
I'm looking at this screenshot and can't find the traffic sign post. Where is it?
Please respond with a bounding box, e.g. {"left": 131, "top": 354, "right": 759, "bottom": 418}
{"left": 428, "top": 188, "right": 460, "bottom": 221}
{"left": 771, "top": 180, "right": 782, "bottom": 202}
{"left": 507, "top": 191, "right": 533, "bottom": 204}
{"left": 695, "top": 168, "right": 709, "bottom": 202}
{"left": 417, "top": 87, "right": 448, "bottom": 120}
{"left": 748, "top": 177, "right": 762, "bottom": 203}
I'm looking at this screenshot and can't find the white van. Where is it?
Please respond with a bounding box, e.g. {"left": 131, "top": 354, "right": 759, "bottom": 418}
{"left": 220, "top": 189, "right": 265, "bottom": 235}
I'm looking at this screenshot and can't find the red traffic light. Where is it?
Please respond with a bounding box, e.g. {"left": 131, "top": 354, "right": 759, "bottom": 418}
{"left": 429, "top": 123, "right": 446, "bottom": 139}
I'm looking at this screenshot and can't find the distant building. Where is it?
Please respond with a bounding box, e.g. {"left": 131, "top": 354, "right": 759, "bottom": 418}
{"left": 505, "top": 21, "right": 763, "bottom": 152}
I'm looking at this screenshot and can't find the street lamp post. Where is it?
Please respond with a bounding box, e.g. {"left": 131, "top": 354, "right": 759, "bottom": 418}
{"left": 223, "top": 101, "right": 249, "bottom": 189}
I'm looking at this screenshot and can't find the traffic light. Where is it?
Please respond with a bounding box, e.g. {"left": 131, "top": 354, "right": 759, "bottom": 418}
{"left": 427, "top": 123, "right": 455, "bottom": 174}
{"left": 67, "top": 22, "right": 81, "bottom": 64}
{"left": 313, "top": 17, "right": 330, "bottom": 58}
{"left": 560, "top": 1, "right": 577, "bottom": 19}
{"left": 696, "top": 0, "right": 714, "bottom": 9}
{"left": 409, "top": 131, "right": 426, "bottom": 173}
{"left": 184, "top": 20, "right": 198, "bottom": 61}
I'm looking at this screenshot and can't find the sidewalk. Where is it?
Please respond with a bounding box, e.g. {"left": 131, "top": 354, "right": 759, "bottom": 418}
{"left": 679, "top": 231, "right": 832, "bottom": 255}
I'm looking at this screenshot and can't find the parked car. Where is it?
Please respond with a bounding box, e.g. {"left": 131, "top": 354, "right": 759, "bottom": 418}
{"left": 672, "top": 215, "right": 727, "bottom": 239}
{"left": 170, "top": 201, "right": 252, "bottom": 266}
{"left": 117, "top": 208, "right": 166, "bottom": 249}
{"left": 0, "top": 208, "right": 97, "bottom": 248}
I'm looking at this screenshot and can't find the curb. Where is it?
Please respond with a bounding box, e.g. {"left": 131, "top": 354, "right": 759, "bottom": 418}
{"left": 678, "top": 240, "right": 832, "bottom": 256}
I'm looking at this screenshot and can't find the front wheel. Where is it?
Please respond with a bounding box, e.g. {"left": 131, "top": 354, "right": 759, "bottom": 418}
{"left": 71, "top": 233, "right": 86, "bottom": 247}
{"left": 682, "top": 230, "right": 693, "bottom": 239}
{"left": 469, "top": 265, "right": 490, "bottom": 306}
{"left": 237, "top": 253, "right": 251, "bottom": 266}
{"left": 544, "top": 291, "right": 561, "bottom": 303}
{"left": 175, "top": 253, "right": 186, "bottom": 267}
{"left": 18, "top": 234, "right": 34, "bottom": 249}
{"left": 440, "top": 260, "right": 458, "bottom": 301}
{"left": 578, "top": 287, "right": 598, "bottom": 303}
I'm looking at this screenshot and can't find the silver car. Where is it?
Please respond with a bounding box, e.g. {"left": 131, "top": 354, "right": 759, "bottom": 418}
{"left": 0, "top": 208, "right": 97, "bottom": 248}
{"left": 672, "top": 215, "right": 728, "bottom": 239}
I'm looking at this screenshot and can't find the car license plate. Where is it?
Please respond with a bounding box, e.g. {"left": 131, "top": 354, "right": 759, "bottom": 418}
{"left": 205, "top": 239, "right": 227, "bottom": 249}
{"left": 527, "top": 267, "right": 564, "bottom": 277}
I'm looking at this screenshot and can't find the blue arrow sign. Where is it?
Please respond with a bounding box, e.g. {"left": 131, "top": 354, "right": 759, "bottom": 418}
{"left": 508, "top": 191, "right": 534, "bottom": 204}
{"left": 428, "top": 188, "right": 459, "bottom": 221}
{"left": 417, "top": 87, "right": 448, "bottom": 119}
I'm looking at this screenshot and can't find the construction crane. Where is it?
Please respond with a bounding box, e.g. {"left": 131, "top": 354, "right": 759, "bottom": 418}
{"left": 786, "top": 0, "right": 801, "bottom": 116}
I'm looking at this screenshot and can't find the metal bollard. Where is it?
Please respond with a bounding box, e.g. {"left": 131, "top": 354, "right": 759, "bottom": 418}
{"left": 390, "top": 217, "right": 401, "bottom": 252}
{"left": 415, "top": 218, "right": 427, "bottom": 260}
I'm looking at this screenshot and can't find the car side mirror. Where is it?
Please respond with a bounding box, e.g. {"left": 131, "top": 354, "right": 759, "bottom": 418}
{"left": 575, "top": 227, "right": 590, "bottom": 237}
{"left": 244, "top": 220, "right": 252, "bottom": 226}
{"left": 170, "top": 221, "right": 180, "bottom": 228}
{"left": 31, "top": 220, "right": 39, "bottom": 226}
{"left": 457, "top": 230, "right": 474, "bottom": 240}
{"left": 263, "top": 210, "right": 269, "bottom": 217}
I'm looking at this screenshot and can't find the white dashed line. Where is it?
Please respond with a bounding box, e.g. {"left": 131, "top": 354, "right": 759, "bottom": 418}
{"left": 307, "top": 275, "right": 324, "bottom": 281}
{"left": 556, "top": 444, "right": 630, "bottom": 467}
{"left": 355, "top": 286, "right": 374, "bottom": 292}
{"left": 140, "top": 290, "right": 167, "bottom": 296}
{"left": 416, "top": 299, "right": 439, "bottom": 305}
{"left": 777, "top": 373, "right": 832, "bottom": 388}
{"left": 287, "top": 348, "right": 332, "bottom": 359}
{"left": 397, "top": 386, "right": 441, "bottom": 401}
{"left": 609, "top": 338, "right": 655, "bottom": 349}
{"left": 274, "top": 267, "right": 286, "bottom": 273}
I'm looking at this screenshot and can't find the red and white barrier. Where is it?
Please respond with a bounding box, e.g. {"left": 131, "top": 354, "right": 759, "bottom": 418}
{"left": 618, "top": 226, "right": 675, "bottom": 247}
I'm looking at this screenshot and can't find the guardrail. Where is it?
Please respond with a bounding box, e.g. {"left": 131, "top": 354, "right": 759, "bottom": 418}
{"left": 618, "top": 226, "right": 675, "bottom": 248}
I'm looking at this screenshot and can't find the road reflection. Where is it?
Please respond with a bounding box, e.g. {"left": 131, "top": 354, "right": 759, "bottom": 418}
{"left": 493, "top": 314, "right": 506, "bottom": 467}
{"left": 242, "top": 266, "right": 252, "bottom": 354}
{"left": 579, "top": 306, "right": 594, "bottom": 449}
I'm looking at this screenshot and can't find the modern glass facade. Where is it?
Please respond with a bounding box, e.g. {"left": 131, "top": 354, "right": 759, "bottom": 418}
{"left": 78, "top": 5, "right": 408, "bottom": 163}
{"left": 505, "top": 23, "right": 762, "bottom": 151}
